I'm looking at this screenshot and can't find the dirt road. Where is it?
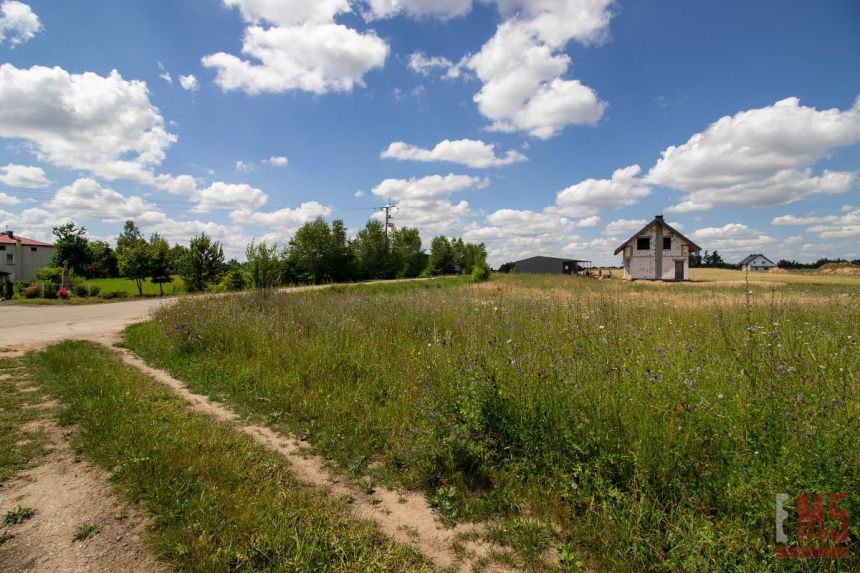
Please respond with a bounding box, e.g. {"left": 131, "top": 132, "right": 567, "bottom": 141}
{"left": 0, "top": 299, "right": 170, "bottom": 349}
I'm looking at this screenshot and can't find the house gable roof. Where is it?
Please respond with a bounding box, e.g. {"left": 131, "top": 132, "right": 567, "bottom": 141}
{"left": 614, "top": 216, "right": 701, "bottom": 255}
{"left": 0, "top": 234, "right": 53, "bottom": 247}
{"left": 737, "top": 254, "right": 775, "bottom": 266}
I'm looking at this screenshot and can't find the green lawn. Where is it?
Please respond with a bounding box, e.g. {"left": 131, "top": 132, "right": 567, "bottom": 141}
{"left": 87, "top": 275, "right": 184, "bottom": 296}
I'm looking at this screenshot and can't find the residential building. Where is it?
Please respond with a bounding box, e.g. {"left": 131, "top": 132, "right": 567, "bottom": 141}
{"left": 614, "top": 215, "right": 701, "bottom": 281}
{"left": 737, "top": 254, "right": 776, "bottom": 272}
{"left": 0, "top": 231, "right": 54, "bottom": 283}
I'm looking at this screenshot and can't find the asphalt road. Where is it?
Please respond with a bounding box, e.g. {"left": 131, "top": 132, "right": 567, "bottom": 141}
{"left": 0, "top": 298, "right": 171, "bottom": 349}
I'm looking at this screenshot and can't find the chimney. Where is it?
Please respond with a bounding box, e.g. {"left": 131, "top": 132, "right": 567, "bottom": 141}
{"left": 655, "top": 214, "right": 664, "bottom": 222}
{"left": 3, "top": 230, "right": 12, "bottom": 238}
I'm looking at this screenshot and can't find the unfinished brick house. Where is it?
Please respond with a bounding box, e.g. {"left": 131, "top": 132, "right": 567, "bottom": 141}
{"left": 614, "top": 215, "right": 701, "bottom": 281}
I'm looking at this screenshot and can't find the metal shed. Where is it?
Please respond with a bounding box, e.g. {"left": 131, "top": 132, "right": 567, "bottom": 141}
{"left": 513, "top": 256, "right": 591, "bottom": 275}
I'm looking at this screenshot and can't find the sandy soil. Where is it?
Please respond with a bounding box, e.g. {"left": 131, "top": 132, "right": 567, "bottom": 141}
{"left": 0, "top": 352, "right": 165, "bottom": 573}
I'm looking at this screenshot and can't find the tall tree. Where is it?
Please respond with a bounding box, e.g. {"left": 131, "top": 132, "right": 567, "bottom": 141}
{"left": 425, "top": 236, "right": 455, "bottom": 276}
{"left": 116, "top": 220, "right": 145, "bottom": 254}
{"left": 352, "top": 219, "right": 391, "bottom": 280}
{"left": 181, "top": 233, "right": 225, "bottom": 292}
{"left": 391, "top": 227, "right": 424, "bottom": 278}
{"left": 286, "top": 218, "right": 352, "bottom": 284}
{"left": 84, "top": 240, "right": 118, "bottom": 278}
{"left": 118, "top": 242, "right": 151, "bottom": 296}
{"left": 51, "top": 222, "right": 92, "bottom": 274}
{"left": 246, "top": 240, "right": 283, "bottom": 289}
{"left": 149, "top": 235, "right": 173, "bottom": 295}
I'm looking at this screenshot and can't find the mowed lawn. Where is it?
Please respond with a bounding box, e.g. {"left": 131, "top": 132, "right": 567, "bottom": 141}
{"left": 121, "top": 274, "right": 860, "bottom": 572}
{"left": 87, "top": 275, "right": 185, "bottom": 296}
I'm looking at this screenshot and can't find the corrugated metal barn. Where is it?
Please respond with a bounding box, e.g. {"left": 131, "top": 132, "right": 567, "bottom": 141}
{"left": 513, "top": 256, "right": 590, "bottom": 275}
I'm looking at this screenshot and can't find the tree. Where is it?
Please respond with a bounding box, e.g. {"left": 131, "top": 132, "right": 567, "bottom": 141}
{"left": 246, "top": 240, "right": 283, "bottom": 289}
{"left": 84, "top": 240, "right": 118, "bottom": 278}
{"left": 688, "top": 250, "right": 703, "bottom": 268}
{"left": 51, "top": 222, "right": 92, "bottom": 274}
{"left": 116, "top": 220, "right": 144, "bottom": 254}
{"left": 168, "top": 244, "right": 189, "bottom": 274}
{"left": 424, "top": 236, "right": 455, "bottom": 276}
{"left": 352, "top": 220, "right": 392, "bottom": 280}
{"left": 118, "top": 242, "right": 151, "bottom": 296}
{"left": 149, "top": 235, "right": 173, "bottom": 295}
{"left": 326, "top": 219, "right": 352, "bottom": 283}
{"left": 181, "top": 233, "right": 225, "bottom": 292}
{"left": 391, "top": 227, "right": 424, "bottom": 278}
{"left": 286, "top": 218, "right": 352, "bottom": 284}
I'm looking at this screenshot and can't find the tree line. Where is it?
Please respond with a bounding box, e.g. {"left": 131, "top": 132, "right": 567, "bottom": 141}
{"left": 49, "top": 218, "right": 488, "bottom": 294}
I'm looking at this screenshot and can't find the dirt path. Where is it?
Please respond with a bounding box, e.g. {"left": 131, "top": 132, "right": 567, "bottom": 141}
{"left": 115, "top": 348, "right": 515, "bottom": 573}
{"left": 0, "top": 350, "right": 165, "bottom": 573}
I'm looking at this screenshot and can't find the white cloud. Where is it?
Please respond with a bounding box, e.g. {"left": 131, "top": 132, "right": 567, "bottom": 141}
{"left": 203, "top": 1, "right": 388, "bottom": 95}
{"left": 649, "top": 97, "right": 860, "bottom": 211}
{"left": 773, "top": 209, "right": 860, "bottom": 239}
{"left": 771, "top": 214, "right": 839, "bottom": 226}
{"left": 0, "top": 64, "right": 176, "bottom": 183}
{"left": 235, "top": 160, "right": 255, "bottom": 173}
{"left": 603, "top": 218, "right": 646, "bottom": 236}
{"left": 0, "top": 192, "right": 20, "bottom": 206}
{"left": 179, "top": 74, "right": 199, "bottom": 92}
{"left": 354, "top": 190, "right": 365, "bottom": 198}
{"left": 264, "top": 155, "right": 288, "bottom": 167}
{"left": 465, "top": 1, "right": 614, "bottom": 138}
{"left": 0, "top": 1, "right": 40, "bottom": 46}
{"left": 160, "top": 72, "right": 173, "bottom": 85}
{"left": 371, "top": 174, "right": 486, "bottom": 235}
{"left": 689, "top": 223, "right": 776, "bottom": 260}
{"left": 46, "top": 178, "right": 164, "bottom": 224}
{"left": 381, "top": 139, "right": 527, "bottom": 169}
{"left": 231, "top": 201, "right": 332, "bottom": 233}
{"left": 366, "top": 0, "right": 474, "bottom": 20}
{"left": 407, "top": 51, "right": 464, "bottom": 79}
{"left": 191, "top": 181, "right": 268, "bottom": 213}
{"left": 0, "top": 163, "right": 50, "bottom": 188}
{"left": 575, "top": 215, "right": 601, "bottom": 227}
{"left": 553, "top": 164, "right": 651, "bottom": 216}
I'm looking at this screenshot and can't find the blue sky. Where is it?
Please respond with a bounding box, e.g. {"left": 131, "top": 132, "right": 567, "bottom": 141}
{"left": 0, "top": 0, "right": 858, "bottom": 265}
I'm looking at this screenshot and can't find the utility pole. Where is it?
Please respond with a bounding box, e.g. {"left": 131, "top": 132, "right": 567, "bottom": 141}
{"left": 379, "top": 202, "right": 397, "bottom": 238}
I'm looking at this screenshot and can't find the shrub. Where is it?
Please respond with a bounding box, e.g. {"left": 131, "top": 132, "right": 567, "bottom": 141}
{"left": 89, "top": 285, "right": 101, "bottom": 297}
{"left": 35, "top": 267, "right": 64, "bottom": 284}
{"left": 72, "top": 284, "right": 89, "bottom": 298}
{"left": 2, "top": 281, "right": 12, "bottom": 300}
{"left": 99, "top": 290, "right": 128, "bottom": 300}
{"left": 21, "top": 285, "right": 41, "bottom": 299}
{"left": 471, "top": 263, "right": 491, "bottom": 283}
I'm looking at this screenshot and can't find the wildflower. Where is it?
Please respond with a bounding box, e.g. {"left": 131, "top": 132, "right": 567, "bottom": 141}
{"left": 717, "top": 393, "right": 724, "bottom": 400}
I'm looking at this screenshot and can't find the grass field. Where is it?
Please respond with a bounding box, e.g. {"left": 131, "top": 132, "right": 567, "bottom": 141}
{"left": 28, "top": 341, "right": 431, "bottom": 572}
{"left": 120, "top": 273, "right": 859, "bottom": 571}
{"left": 87, "top": 275, "right": 185, "bottom": 296}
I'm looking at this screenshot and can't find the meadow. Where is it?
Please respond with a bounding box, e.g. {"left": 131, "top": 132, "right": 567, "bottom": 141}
{"left": 118, "top": 273, "right": 859, "bottom": 571}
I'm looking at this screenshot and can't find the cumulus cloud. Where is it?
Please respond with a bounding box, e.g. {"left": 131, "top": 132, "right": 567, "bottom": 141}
{"left": 45, "top": 178, "right": 164, "bottom": 224}
{"left": 231, "top": 201, "right": 332, "bottom": 233}
{"left": 649, "top": 97, "right": 860, "bottom": 212}
{"left": 0, "top": 1, "right": 40, "bottom": 46}
{"left": 773, "top": 209, "right": 860, "bottom": 239}
{"left": 464, "top": 1, "right": 614, "bottom": 138}
{"left": 0, "top": 192, "right": 20, "bottom": 206}
{"left": 0, "top": 164, "right": 50, "bottom": 188}
{"left": 689, "top": 223, "right": 776, "bottom": 260}
{"left": 365, "top": 0, "right": 474, "bottom": 20}
{"left": 371, "top": 174, "right": 486, "bottom": 234}
{"left": 264, "top": 155, "right": 288, "bottom": 167}
{"left": 603, "top": 218, "right": 647, "bottom": 236}
{"left": 0, "top": 64, "right": 177, "bottom": 183}
{"left": 179, "top": 74, "right": 199, "bottom": 92}
{"left": 407, "top": 52, "right": 463, "bottom": 79}
{"left": 381, "top": 139, "right": 527, "bottom": 169}
{"left": 553, "top": 164, "right": 651, "bottom": 217}
{"left": 203, "top": 0, "right": 388, "bottom": 95}
{"left": 191, "top": 182, "right": 268, "bottom": 213}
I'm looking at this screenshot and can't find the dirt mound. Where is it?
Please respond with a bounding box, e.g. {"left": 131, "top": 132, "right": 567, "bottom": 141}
{"left": 769, "top": 267, "right": 787, "bottom": 274}
{"left": 818, "top": 263, "right": 860, "bottom": 276}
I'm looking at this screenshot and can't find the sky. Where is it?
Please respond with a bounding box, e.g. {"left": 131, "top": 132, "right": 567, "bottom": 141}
{"left": 0, "top": 0, "right": 858, "bottom": 266}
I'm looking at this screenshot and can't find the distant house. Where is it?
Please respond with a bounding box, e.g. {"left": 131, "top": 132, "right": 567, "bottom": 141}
{"left": 513, "top": 256, "right": 591, "bottom": 275}
{"left": 0, "top": 231, "right": 54, "bottom": 283}
{"left": 737, "top": 254, "right": 776, "bottom": 272}
{"left": 614, "top": 215, "right": 701, "bottom": 281}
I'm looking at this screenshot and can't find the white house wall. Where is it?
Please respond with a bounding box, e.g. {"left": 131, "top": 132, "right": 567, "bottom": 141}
{"left": 622, "top": 224, "right": 690, "bottom": 280}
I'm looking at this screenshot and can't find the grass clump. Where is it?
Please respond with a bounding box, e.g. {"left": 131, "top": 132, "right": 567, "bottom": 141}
{"left": 4, "top": 506, "right": 35, "bottom": 525}
{"left": 124, "top": 275, "right": 860, "bottom": 571}
{"left": 29, "top": 341, "right": 431, "bottom": 573}
{"left": 72, "top": 523, "right": 101, "bottom": 542}
{"left": 0, "top": 357, "right": 47, "bottom": 484}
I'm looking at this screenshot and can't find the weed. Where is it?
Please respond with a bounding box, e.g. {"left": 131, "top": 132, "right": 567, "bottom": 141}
{"left": 4, "top": 506, "right": 35, "bottom": 525}
{"left": 72, "top": 523, "right": 101, "bottom": 542}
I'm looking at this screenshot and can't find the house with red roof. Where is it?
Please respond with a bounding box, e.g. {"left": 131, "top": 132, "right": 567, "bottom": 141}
{"left": 0, "top": 230, "right": 55, "bottom": 283}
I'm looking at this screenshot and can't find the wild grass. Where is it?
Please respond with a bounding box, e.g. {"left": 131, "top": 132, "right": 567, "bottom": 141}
{"left": 86, "top": 275, "right": 185, "bottom": 296}
{"left": 28, "top": 341, "right": 432, "bottom": 573}
{"left": 0, "top": 357, "right": 47, "bottom": 484}
{"left": 124, "top": 274, "right": 860, "bottom": 571}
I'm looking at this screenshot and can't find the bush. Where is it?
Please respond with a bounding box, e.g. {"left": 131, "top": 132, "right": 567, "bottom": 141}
{"left": 72, "top": 284, "right": 89, "bottom": 298}
{"left": 35, "top": 267, "right": 64, "bottom": 284}
{"left": 2, "top": 281, "right": 13, "bottom": 300}
{"left": 471, "top": 263, "right": 491, "bottom": 283}
{"left": 21, "top": 285, "right": 41, "bottom": 299}
{"left": 89, "top": 285, "right": 101, "bottom": 297}
{"left": 99, "top": 290, "right": 128, "bottom": 300}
